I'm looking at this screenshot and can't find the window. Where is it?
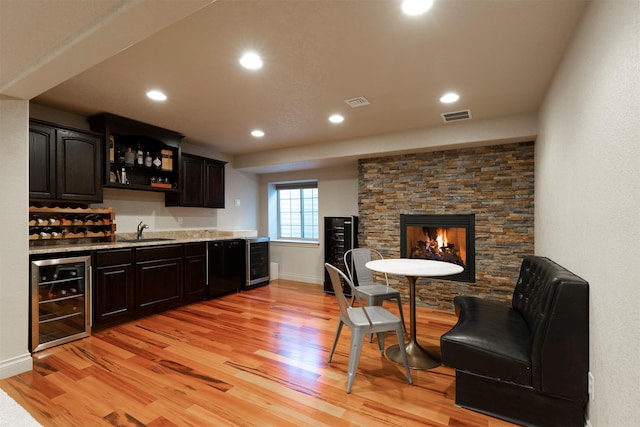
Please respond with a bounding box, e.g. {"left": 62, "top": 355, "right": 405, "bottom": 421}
{"left": 277, "top": 181, "right": 318, "bottom": 241}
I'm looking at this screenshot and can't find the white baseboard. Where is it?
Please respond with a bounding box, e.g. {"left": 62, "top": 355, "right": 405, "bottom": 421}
{"left": 0, "top": 352, "right": 33, "bottom": 379}
{"left": 278, "top": 272, "right": 322, "bottom": 284}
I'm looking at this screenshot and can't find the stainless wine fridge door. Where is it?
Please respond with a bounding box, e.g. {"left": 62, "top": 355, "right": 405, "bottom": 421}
{"left": 31, "top": 255, "right": 91, "bottom": 352}
{"left": 244, "top": 237, "right": 270, "bottom": 289}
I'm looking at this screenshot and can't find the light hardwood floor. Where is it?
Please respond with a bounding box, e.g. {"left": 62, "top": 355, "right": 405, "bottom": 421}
{"left": 1, "top": 280, "right": 516, "bottom": 426}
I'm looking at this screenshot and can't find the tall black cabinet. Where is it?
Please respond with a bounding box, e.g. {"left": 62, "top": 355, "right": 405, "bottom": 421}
{"left": 323, "top": 216, "right": 358, "bottom": 295}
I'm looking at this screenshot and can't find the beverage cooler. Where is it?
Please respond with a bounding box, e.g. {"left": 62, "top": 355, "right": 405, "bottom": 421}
{"left": 323, "top": 216, "right": 358, "bottom": 295}
{"left": 30, "top": 255, "right": 91, "bottom": 352}
{"left": 244, "top": 237, "right": 270, "bottom": 290}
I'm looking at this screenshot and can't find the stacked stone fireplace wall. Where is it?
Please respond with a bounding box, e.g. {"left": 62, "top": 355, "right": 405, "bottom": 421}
{"left": 358, "top": 141, "right": 535, "bottom": 311}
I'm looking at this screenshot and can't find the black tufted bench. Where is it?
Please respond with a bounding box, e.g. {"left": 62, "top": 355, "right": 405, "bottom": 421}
{"left": 440, "top": 256, "right": 589, "bottom": 427}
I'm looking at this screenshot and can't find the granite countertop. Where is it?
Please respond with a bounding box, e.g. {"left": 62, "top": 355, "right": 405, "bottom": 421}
{"left": 29, "top": 229, "right": 258, "bottom": 255}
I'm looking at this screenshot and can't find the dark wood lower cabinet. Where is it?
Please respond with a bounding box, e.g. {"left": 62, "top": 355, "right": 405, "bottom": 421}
{"left": 183, "top": 242, "right": 207, "bottom": 304}
{"left": 93, "top": 249, "right": 135, "bottom": 330}
{"left": 135, "top": 245, "right": 183, "bottom": 316}
{"left": 91, "top": 242, "right": 209, "bottom": 330}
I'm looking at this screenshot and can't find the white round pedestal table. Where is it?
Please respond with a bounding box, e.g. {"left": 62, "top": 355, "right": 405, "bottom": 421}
{"left": 365, "top": 258, "right": 464, "bottom": 370}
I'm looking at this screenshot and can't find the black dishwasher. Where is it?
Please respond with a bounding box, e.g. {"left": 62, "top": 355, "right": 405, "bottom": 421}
{"left": 207, "top": 239, "right": 245, "bottom": 299}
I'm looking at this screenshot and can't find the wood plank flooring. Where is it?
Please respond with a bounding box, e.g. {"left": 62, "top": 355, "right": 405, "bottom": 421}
{"left": 0, "top": 280, "right": 516, "bottom": 426}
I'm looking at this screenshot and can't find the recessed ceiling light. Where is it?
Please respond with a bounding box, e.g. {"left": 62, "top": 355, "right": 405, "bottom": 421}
{"left": 146, "top": 90, "right": 167, "bottom": 101}
{"left": 329, "top": 114, "right": 344, "bottom": 124}
{"left": 239, "top": 52, "right": 263, "bottom": 70}
{"left": 402, "top": 0, "right": 434, "bottom": 16}
{"left": 440, "top": 92, "right": 460, "bottom": 103}
{"left": 251, "top": 129, "right": 265, "bottom": 138}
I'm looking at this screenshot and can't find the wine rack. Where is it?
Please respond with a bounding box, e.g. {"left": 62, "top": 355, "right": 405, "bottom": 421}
{"left": 29, "top": 206, "right": 116, "bottom": 245}
{"left": 323, "top": 216, "right": 358, "bottom": 296}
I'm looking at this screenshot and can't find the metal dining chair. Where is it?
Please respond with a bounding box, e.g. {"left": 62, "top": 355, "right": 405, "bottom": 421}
{"left": 325, "top": 263, "right": 412, "bottom": 393}
{"left": 344, "top": 248, "right": 408, "bottom": 340}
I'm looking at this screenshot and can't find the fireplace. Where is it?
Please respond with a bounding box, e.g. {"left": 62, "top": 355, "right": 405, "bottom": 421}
{"left": 400, "top": 214, "right": 475, "bottom": 283}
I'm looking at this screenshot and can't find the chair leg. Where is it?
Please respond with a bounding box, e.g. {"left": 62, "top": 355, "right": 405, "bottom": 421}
{"left": 368, "top": 296, "right": 376, "bottom": 342}
{"left": 395, "top": 325, "right": 413, "bottom": 385}
{"left": 376, "top": 330, "right": 385, "bottom": 354}
{"left": 328, "top": 321, "right": 343, "bottom": 363}
{"left": 396, "top": 298, "right": 408, "bottom": 335}
{"left": 346, "top": 330, "right": 366, "bottom": 393}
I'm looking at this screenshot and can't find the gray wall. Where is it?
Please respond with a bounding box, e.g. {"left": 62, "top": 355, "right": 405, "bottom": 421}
{"left": 259, "top": 166, "right": 359, "bottom": 284}
{"left": 0, "top": 98, "right": 32, "bottom": 377}
{"left": 535, "top": 1, "right": 640, "bottom": 425}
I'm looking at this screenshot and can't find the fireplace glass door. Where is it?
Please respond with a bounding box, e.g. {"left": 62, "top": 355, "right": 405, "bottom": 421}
{"left": 400, "top": 214, "right": 475, "bottom": 283}
{"left": 405, "top": 226, "right": 467, "bottom": 267}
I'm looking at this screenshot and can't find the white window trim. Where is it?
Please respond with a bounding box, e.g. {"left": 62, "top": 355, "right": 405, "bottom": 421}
{"left": 271, "top": 180, "right": 319, "bottom": 242}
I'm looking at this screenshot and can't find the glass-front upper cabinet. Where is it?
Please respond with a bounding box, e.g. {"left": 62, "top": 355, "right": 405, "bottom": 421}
{"left": 87, "top": 112, "right": 183, "bottom": 193}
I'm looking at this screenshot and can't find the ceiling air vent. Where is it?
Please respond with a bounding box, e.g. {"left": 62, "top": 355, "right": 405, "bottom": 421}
{"left": 441, "top": 109, "right": 472, "bottom": 123}
{"left": 344, "top": 96, "right": 370, "bottom": 108}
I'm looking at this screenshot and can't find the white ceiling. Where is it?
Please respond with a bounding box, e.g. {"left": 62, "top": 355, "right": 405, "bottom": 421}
{"left": 1, "top": 0, "right": 588, "bottom": 172}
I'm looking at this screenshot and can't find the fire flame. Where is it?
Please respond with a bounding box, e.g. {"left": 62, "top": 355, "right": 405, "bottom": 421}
{"left": 436, "top": 228, "right": 447, "bottom": 248}
{"left": 408, "top": 226, "right": 465, "bottom": 267}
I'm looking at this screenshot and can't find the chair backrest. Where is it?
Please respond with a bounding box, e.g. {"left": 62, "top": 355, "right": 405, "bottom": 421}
{"left": 344, "top": 248, "right": 387, "bottom": 287}
{"left": 325, "top": 263, "right": 359, "bottom": 326}
{"left": 511, "top": 256, "right": 589, "bottom": 398}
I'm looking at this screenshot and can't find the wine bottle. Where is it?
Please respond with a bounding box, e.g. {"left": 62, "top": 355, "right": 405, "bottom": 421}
{"left": 109, "top": 135, "right": 115, "bottom": 163}
{"left": 124, "top": 147, "right": 135, "bottom": 167}
{"left": 136, "top": 145, "right": 144, "bottom": 166}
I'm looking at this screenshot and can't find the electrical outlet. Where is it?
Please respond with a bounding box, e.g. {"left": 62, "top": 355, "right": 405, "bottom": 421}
{"left": 588, "top": 371, "right": 594, "bottom": 401}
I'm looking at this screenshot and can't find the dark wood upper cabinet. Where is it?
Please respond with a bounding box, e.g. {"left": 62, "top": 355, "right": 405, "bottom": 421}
{"left": 29, "top": 122, "right": 56, "bottom": 200}
{"left": 56, "top": 129, "right": 103, "bottom": 202}
{"left": 29, "top": 119, "right": 102, "bottom": 204}
{"left": 204, "top": 159, "right": 225, "bottom": 208}
{"left": 181, "top": 154, "right": 206, "bottom": 206}
{"left": 166, "top": 153, "right": 226, "bottom": 208}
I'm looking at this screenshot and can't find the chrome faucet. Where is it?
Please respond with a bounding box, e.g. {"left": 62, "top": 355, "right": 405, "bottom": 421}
{"left": 136, "top": 221, "right": 149, "bottom": 240}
